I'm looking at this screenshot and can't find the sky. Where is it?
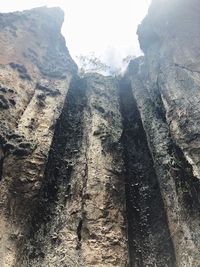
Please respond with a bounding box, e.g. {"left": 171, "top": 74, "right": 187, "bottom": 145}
{"left": 0, "top": 0, "right": 151, "bottom": 70}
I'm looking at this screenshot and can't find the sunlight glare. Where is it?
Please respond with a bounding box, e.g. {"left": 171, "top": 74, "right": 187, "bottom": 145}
{"left": 0, "top": 0, "right": 151, "bottom": 69}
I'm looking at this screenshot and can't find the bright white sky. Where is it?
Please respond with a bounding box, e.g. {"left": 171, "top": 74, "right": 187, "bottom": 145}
{"left": 0, "top": 0, "right": 151, "bottom": 69}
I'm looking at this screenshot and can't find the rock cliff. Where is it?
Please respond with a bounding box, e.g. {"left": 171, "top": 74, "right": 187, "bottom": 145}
{"left": 125, "top": 0, "right": 200, "bottom": 265}
{"left": 0, "top": 1, "right": 200, "bottom": 267}
{"left": 0, "top": 6, "right": 77, "bottom": 267}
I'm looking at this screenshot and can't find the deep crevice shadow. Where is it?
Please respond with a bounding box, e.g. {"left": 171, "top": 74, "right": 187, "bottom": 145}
{"left": 119, "top": 78, "right": 176, "bottom": 267}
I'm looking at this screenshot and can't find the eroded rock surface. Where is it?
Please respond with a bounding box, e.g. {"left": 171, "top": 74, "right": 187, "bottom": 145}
{"left": 0, "top": 1, "right": 200, "bottom": 267}
{"left": 0, "top": 7, "right": 77, "bottom": 267}
{"left": 19, "top": 74, "right": 128, "bottom": 267}
{"left": 126, "top": 0, "right": 200, "bottom": 265}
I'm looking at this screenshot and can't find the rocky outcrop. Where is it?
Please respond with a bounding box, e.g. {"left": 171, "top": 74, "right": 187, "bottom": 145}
{"left": 126, "top": 0, "right": 200, "bottom": 266}
{"left": 18, "top": 74, "right": 128, "bottom": 267}
{"left": 0, "top": 7, "right": 77, "bottom": 267}
{"left": 119, "top": 78, "right": 175, "bottom": 266}
{"left": 0, "top": 1, "right": 200, "bottom": 267}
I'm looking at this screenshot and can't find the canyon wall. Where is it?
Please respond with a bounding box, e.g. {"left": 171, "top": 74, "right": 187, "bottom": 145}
{"left": 0, "top": 7, "right": 77, "bottom": 267}
{"left": 126, "top": 0, "right": 200, "bottom": 265}
{"left": 0, "top": 1, "right": 200, "bottom": 266}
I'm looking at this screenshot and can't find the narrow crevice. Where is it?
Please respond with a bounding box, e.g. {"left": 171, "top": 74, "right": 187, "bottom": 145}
{"left": 77, "top": 219, "right": 83, "bottom": 241}
{"left": 167, "top": 142, "right": 200, "bottom": 216}
{"left": 156, "top": 78, "right": 200, "bottom": 217}
{"left": 119, "top": 78, "right": 176, "bottom": 267}
{"left": 33, "top": 75, "right": 86, "bottom": 229}
{"left": 76, "top": 136, "right": 89, "bottom": 251}
{"left": 16, "top": 75, "right": 87, "bottom": 264}
{"left": 0, "top": 153, "right": 4, "bottom": 181}
{"left": 155, "top": 77, "right": 167, "bottom": 123}
{"left": 174, "top": 63, "right": 200, "bottom": 74}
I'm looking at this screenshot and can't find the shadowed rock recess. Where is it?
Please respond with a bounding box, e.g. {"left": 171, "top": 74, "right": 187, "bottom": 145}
{"left": 0, "top": 1, "right": 199, "bottom": 266}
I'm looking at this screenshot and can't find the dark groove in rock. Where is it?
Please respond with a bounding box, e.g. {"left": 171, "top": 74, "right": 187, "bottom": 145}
{"left": 16, "top": 75, "right": 87, "bottom": 265}
{"left": 155, "top": 78, "right": 200, "bottom": 216}
{"left": 167, "top": 139, "right": 200, "bottom": 217}
{"left": 77, "top": 219, "right": 83, "bottom": 242}
{"left": 119, "top": 78, "right": 176, "bottom": 267}
{"left": 0, "top": 154, "right": 4, "bottom": 181}
{"left": 174, "top": 63, "right": 200, "bottom": 74}
{"left": 77, "top": 134, "right": 89, "bottom": 251}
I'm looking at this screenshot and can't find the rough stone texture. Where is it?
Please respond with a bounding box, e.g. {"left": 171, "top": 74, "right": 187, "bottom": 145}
{"left": 126, "top": 0, "right": 200, "bottom": 265}
{"left": 79, "top": 75, "right": 127, "bottom": 267}
{"left": 18, "top": 74, "right": 128, "bottom": 267}
{"left": 138, "top": 0, "right": 200, "bottom": 180}
{"left": 1, "top": 1, "right": 200, "bottom": 267}
{"left": 119, "top": 78, "right": 175, "bottom": 267}
{"left": 0, "top": 7, "right": 77, "bottom": 267}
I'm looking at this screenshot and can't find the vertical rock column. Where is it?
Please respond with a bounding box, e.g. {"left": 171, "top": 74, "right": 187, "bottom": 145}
{"left": 125, "top": 0, "right": 200, "bottom": 265}
{"left": 80, "top": 74, "right": 128, "bottom": 266}
{"left": 127, "top": 57, "right": 200, "bottom": 266}
{"left": 22, "top": 74, "right": 128, "bottom": 267}
{"left": 59, "top": 74, "right": 128, "bottom": 267}
{"left": 0, "top": 7, "right": 77, "bottom": 267}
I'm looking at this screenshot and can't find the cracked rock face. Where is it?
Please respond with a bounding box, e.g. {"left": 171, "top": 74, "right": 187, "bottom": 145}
{"left": 0, "top": 1, "right": 200, "bottom": 267}
{"left": 126, "top": 0, "right": 200, "bottom": 266}
{"left": 21, "top": 74, "right": 128, "bottom": 267}
{"left": 137, "top": 0, "right": 200, "bottom": 180}
{"left": 0, "top": 7, "right": 77, "bottom": 267}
